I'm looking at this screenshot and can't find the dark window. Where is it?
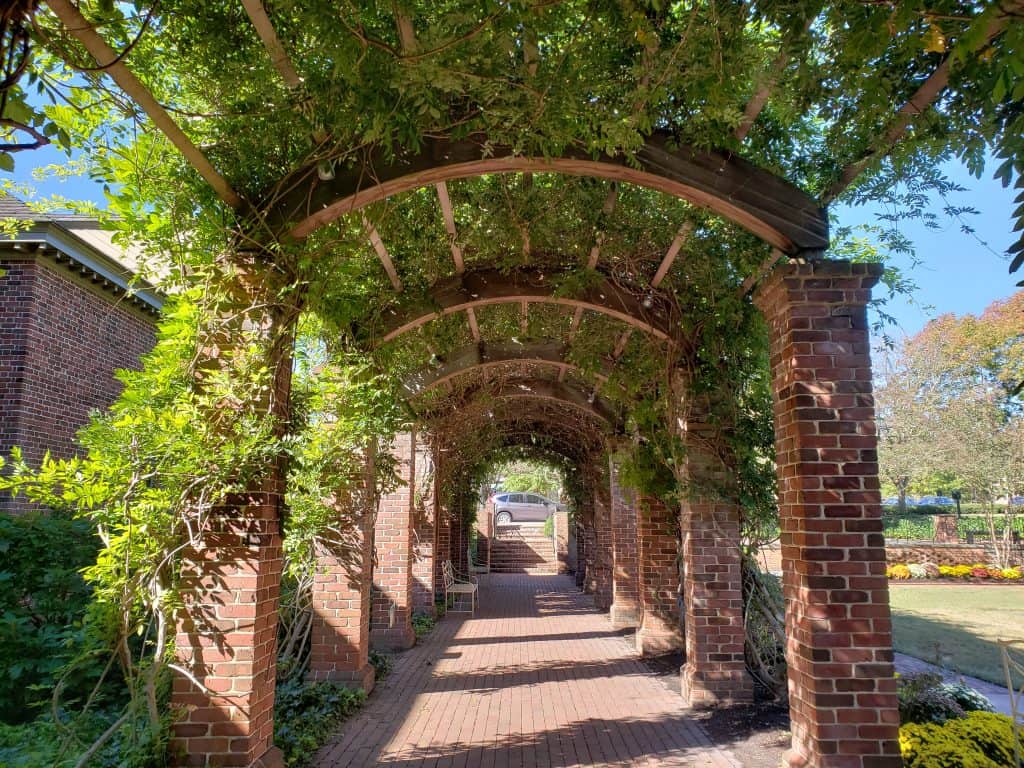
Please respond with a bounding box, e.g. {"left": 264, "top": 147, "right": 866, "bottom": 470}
{"left": 509, "top": 493, "right": 525, "bottom": 503}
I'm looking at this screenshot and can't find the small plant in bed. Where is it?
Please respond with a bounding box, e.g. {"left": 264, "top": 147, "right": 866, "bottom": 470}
{"left": 897, "top": 673, "right": 993, "bottom": 726}
{"left": 274, "top": 676, "right": 365, "bottom": 767}
{"left": 412, "top": 612, "right": 437, "bottom": 638}
{"left": 369, "top": 649, "right": 393, "bottom": 679}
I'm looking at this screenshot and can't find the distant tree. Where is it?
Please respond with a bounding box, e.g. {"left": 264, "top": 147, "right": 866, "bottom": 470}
{"left": 495, "top": 460, "right": 564, "bottom": 501}
{"left": 875, "top": 292, "right": 1024, "bottom": 564}
{"left": 875, "top": 346, "right": 947, "bottom": 513}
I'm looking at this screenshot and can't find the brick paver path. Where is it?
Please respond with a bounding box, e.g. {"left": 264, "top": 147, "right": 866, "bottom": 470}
{"left": 316, "top": 574, "right": 739, "bottom": 767}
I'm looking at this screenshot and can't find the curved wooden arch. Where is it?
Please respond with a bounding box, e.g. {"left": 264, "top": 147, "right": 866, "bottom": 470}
{"left": 402, "top": 340, "right": 610, "bottom": 396}
{"left": 364, "top": 267, "right": 673, "bottom": 345}
{"left": 418, "top": 377, "right": 616, "bottom": 427}
{"left": 270, "top": 131, "right": 829, "bottom": 254}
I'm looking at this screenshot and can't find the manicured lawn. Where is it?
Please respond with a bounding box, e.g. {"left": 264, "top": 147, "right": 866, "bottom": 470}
{"left": 888, "top": 584, "right": 1024, "bottom": 687}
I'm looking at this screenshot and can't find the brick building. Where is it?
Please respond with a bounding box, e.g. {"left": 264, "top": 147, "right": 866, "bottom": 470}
{"left": 0, "top": 194, "right": 161, "bottom": 513}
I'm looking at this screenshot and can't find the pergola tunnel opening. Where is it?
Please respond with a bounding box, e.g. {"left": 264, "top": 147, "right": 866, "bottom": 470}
{"left": 166, "top": 233, "right": 898, "bottom": 768}
{"left": 11, "top": 2, "right": 1024, "bottom": 765}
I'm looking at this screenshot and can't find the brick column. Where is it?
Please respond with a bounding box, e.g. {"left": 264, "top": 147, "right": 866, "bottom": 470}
{"left": 371, "top": 432, "right": 415, "bottom": 651}
{"left": 553, "top": 510, "right": 570, "bottom": 573}
{"left": 679, "top": 420, "right": 753, "bottom": 706}
{"left": 171, "top": 295, "right": 296, "bottom": 768}
{"left": 411, "top": 440, "right": 437, "bottom": 617}
{"left": 933, "top": 514, "right": 958, "bottom": 543}
{"left": 433, "top": 468, "right": 452, "bottom": 602}
{"left": 609, "top": 460, "right": 641, "bottom": 628}
{"left": 592, "top": 490, "right": 613, "bottom": 610}
{"left": 307, "top": 458, "right": 376, "bottom": 692}
{"left": 635, "top": 495, "right": 683, "bottom": 656}
{"left": 575, "top": 515, "right": 590, "bottom": 588}
{"left": 755, "top": 260, "right": 900, "bottom": 768}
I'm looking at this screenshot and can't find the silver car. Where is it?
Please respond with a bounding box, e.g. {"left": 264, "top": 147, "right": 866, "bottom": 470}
{"left": 491, "top": 492, "right": 563, "bottom": 524}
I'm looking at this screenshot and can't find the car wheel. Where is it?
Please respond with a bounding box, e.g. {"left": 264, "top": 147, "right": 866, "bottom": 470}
{"left": 495, "top": 511, "right": 512, "bottom": 525}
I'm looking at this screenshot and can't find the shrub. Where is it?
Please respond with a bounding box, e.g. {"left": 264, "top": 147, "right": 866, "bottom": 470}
{"left": 274, "top": 677, "right": 365, "bottom": 767}
{"left": 888, "top": 564, "right": 912, "bottom": 580}
{"left": 908, "top": 564, "right": 928, "bottom": 579}
{"left": 412, "top": 612, "right": 436, "bottom": 639}
{"left": 0, "top": 512, "right": 100, "bottom": 723}
{"left": 971, "top": 566, "right": 990, "bottom": 578}
{"left": 369, "top": 650, "right": 393, "bottom": 679}
{"left": 900, "top": 711, "right": 1019, "bottom": 768}
{"left": 939, "top": 681, "right": 994, "bottom": 714}
{"left": 1002, "top": 567, "right": 1022, "bottom": 580}
{"left": 897, "top": 673, "right": 965, "bottom": 725}
{"left": 949, "top": 565, "right": 972, "bottom": 578}
{"left": 922, "top": 562, "right": 940, "bottom": 578}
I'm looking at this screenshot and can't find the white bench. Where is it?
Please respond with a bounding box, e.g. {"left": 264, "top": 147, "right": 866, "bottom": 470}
{"left": 442, "top": 560, "right": 478, "bottom": 613}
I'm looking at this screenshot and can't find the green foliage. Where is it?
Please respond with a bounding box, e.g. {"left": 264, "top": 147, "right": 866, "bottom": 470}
{"left": 542, "top": 515, "right": 554, "bottom": 538}
{"left": 898, "top": 673, "right": 966, "bottom": 725}
{"left": 369, "top": 650, "right": 393, "bottom": 680}
{"left": 497, "top": 460, "right": 563, "bottom": 501}
{"left": 0, "top": 511, "right": 98, "bottom": 723}
{"left": 412, "top": 612, "right": 436, "bottom": 639}
{"left": 273, "top": 677, "right": 365, "bottom": 768}
{"left": 900, "top": 711, "right": 1021, "bottom": 768}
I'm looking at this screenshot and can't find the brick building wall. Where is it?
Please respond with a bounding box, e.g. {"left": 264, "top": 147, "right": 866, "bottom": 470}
{"left": 1, "top": 257, "right": 155, "bottom": 512}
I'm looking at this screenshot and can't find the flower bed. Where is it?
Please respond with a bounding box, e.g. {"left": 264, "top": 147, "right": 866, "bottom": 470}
{"left": 886, "top": 562, "right": 1022, "bottom": 581}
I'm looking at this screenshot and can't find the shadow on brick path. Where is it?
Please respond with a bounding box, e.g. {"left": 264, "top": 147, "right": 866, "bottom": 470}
{"left": 315, "top": 574, "right": 740, "bottom": 767}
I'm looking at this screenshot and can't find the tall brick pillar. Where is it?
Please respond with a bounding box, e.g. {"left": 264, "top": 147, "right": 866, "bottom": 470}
{"left": 171, "top": 294, "right": 297, "bottom": 768}
{"left": 307, "top": 456, "right": 376, "bottom": 692}
{"left": 579, "top": 517, "right": 593, "bottom": 590}
{"left": 635, "top": 495, "right": 683, "bottom": 656}
{"left": 371, "top": 432, "right": 416, "bottom": 651}
{"left": 411, "top": 439, "right": 437, "bottom": 617}
{"left": 433, "top": 468, "right": 452, "bottom": 602}
{"left": 755, "top": 261, "right": 900, "bottom": 768}
{"left": 679, "top": 418, "right": 753, "bottom": 706}
{"left": 592, "top": 487, "right": 613, "bottom": 610}
{"left": 553, "top": 509, "right": 570, "bottom": 573}
{"left": 609, "top": 460, "right": 641, "bottom": 628}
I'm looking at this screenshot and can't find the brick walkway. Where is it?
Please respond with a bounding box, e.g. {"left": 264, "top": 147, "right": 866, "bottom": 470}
{"left": 315, "top": 574, "right": 739, "bottom": 768}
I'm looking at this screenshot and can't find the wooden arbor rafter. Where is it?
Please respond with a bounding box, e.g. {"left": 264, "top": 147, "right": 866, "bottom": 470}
{"left": 267, "top": 132, "right": 830, "bottom": 255}
{"left": 417, "top": 376, "right": 617, "bottom": 427}
{"left": 402, "top": 340, "right": 611, "bottom": 397}
{"left": 361, "top": 266, "right": 676, "bottom": 347}
{"left": 46, "top": 0, "right": 242, "bottom": 209}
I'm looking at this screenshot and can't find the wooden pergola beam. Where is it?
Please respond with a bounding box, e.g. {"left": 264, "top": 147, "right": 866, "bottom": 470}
{"left": 735, "top": 14, "right": 816, "bottom": 142}
{"left": 739, "top": 248, "right": 787, "bottom": 296}
{"left": 419, "top": 377, "right": 616, "bottom": 425}
{"left": 401, "top": 340, "right": 611, "bottom": 396}
{"left": 363, "top": 216, "right": 402, "bottom": 291}
{"left": 821, "top": 3, "right": 1022, "bottom": 205}
{"left": 47, "top": 0, "right": 242, "bottom": 209}
{"left": 466, "top": 306, "right": 481, "bottom": 342}
{"left": 240, "top": 0, "right": 302, "bottom": 89}
{"left": 435, "top": 181, "right": 464, "bottom": 274}
{"left": 651, "top": 221, "right": 693, "bottom": 288}
{"left": 361, "top": 267, "right": 675, "bottom": 346}
{"left": 612, "top": 330, "right": 632, "bottom": 360}
{"left": 587, "top": 185, "right": 619, "bottom": 269}
{"left": 271, "top": 131, "right": 830, "bottom": 254}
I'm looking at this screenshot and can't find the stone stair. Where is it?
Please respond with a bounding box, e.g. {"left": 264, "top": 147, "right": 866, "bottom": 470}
{"left": 488, "top": 525, "right": 559, "bottom": 574}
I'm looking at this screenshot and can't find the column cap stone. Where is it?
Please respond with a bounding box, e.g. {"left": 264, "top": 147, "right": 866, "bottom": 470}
{"left": 752, "top": 259, "right": 884, "bottom": 313}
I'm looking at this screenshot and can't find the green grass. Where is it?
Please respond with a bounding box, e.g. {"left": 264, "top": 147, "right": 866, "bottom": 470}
{"left": 888, "top": 585, "right": 1024, "bottom": 687}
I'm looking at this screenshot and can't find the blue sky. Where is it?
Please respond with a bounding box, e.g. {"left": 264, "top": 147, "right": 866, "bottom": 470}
{"left": 5, "top": 145, "right": 1020, "bottom": 343}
